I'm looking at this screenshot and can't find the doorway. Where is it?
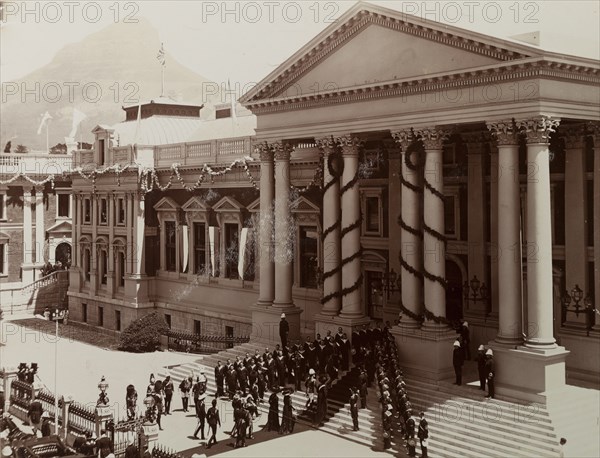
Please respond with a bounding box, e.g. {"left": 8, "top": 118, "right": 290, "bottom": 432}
{"left": 445, "top": 260, "right": 463, "bottom": 323}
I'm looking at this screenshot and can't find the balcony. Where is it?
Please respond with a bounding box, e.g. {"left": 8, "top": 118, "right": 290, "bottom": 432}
{"left": 0, "top": 153, "right": 74, "bottom": 177}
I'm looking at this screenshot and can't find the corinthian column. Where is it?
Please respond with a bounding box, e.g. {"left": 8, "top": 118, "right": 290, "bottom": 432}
{"left": 256, "top": 142, "right": 275, "bottom": 307}
{"left": 316, "top": 136, "right": 342, "bottom": 316}
{"left": 336, "top": 135, "right": 363, "bottom": 318}
{"left": 22, "top": 188, "right": 34, "bottom": 283}
{"left": 392, "top": 129, "right": 422, "bottom": 328}
{"left": 35, "top": 187, "right": 45, "bottom": 266}
{"left": 515, "top": 116, "right": 561, "bottom": 348}
{"left": 588, "top": 123, "right": 600, "bottom": 332}
{"left": 415, "top": 127, "right": 450, "bottom": 329}
{"left": 272, "top": 141, "right": 294, "bottom": 309}
{"left": 487, "top": 120, "right": 522, "bottom": 344}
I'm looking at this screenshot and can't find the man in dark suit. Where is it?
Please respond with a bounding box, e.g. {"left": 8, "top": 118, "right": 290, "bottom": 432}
{"left": 279, "top": 313, "right": 289, "bottom": 348}
{"left": 418, "top": 411, "right": 429, "bottom": 457}
{"left": 215, "top": 361, "right": 225, "bottom": 397}
{"left": 453, "top": 340, "right": 464, "bottom": 385}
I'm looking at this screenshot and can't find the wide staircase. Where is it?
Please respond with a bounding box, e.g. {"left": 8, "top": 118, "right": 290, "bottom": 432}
{"left": 0, "top": 271, "right": 69, "bottom": 317}
{"left": 158, "top": 343, "right": 600, "bottom": 458}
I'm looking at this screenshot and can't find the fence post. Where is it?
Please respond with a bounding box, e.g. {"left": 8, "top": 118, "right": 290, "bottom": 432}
{"left": 2, "top": 367, "right": 18, "bottom": 413}
{"left": 95, "top": 406, "right": 113, "bottom": 438}
{"left": 62, "top": 396, "right": 73, "bottom": 440}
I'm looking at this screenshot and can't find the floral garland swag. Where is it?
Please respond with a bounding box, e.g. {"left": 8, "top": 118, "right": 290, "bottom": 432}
{"left": 397, "top": 141, "right": 451, "bottom": 326}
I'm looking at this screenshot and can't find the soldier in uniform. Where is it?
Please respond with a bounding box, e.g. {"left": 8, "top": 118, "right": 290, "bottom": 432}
{"left": 214, "top": 361, "right": 225, "bottom": 398}
{"left": 418, "top": 411, "right": 429, "bottom": 458}
{"left": 349, "top": 387, "right": 359, "bottom": 431}
{"left": 192, "top": 393, "right": 207, "bottom": 440}
{"left": 453, "top": 340, "right": 464, "bottom": 385}
{"left": 279, "top": 313, "right": 289, "bottom": 348}
{"left": 206, "top": 399, "right": 221, "bottom": 448}
{"left": 485, "top": 349, "right": 495, "bottom": 399}
{"left": 477, "top": 345, "right": 487, "bottom": 391}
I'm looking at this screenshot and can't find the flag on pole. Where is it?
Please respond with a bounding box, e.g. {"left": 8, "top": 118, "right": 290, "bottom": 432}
{"left": 157, "top": 43, "right": 166, "bottom": 67}
{"left": 37, "top": 112, "right": 52, "bottom": 135}
{"left": 228, "top": 79, "right": 237, "bottom": 123}
{"left": 69, "top": 108, "right": 87, "bottom": 138}
{"left": 133, "top": 103, "right": 142, "bottom": 144}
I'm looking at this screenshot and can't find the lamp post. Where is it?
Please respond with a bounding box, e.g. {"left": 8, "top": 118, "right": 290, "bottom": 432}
{"left": 561, "top": 284, "right": 595, "bottom": 333}
{"left": 49, "top": 310, "right": 62, "bottom": 435}
{"left": 463, "top": 275, "right": 488, "bottom": 305}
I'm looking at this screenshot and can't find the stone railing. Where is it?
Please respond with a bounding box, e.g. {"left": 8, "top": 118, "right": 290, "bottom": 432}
{"left": 154, "top": 136, "right": 254, "bottom": 167}
{"left": 0, "top": 153, "right": 73, "bottom": 176}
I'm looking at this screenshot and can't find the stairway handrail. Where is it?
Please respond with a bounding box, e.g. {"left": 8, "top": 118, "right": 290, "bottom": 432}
{"left": 19, "top": 270, "right": 67, "bottom": 294}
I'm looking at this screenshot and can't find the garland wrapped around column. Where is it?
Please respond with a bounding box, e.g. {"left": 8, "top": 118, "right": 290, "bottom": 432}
{"left": 394, "top": 136, "right": 451, "bottom": 325}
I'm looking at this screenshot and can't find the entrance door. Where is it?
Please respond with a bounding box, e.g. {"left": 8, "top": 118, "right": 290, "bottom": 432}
{"left": 225, "top": 325, "right": 234, "bottom": 349}
{"left": 445, "top": 260, "right": 463, "bottom": 324}
{"left": 365, "top": 270, "right": 384, "bottom": 320}
{"left": 55, "top": 243, "right": 72, "bottom": 268}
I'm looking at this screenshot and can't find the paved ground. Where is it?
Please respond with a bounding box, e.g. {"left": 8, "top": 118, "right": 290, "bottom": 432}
{"left": 0, "top": 319, "right": 396, "bottom": 457}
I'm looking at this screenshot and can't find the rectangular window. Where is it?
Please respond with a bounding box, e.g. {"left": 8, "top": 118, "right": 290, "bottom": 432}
{"left": 0, "top": 244, "right": 5, "bottom": 275}
{"left": 100, "top": 199, "right": 108, "bottom": 225}
{"left": 299, "top": 227, "right": 318, "bottom": 288}
{"left": 84, "top": 199, "right": 91, "bottom": 223}
{"left": 99, "top": 139, "right": 105, "bottom": 165}
{"left": 444, "top": 195, "right": 457, "bottom": 238}
{"left": 115, "top": 310, "right": 121, "bottom": 331}
{"left": 194, "top": 222, "right": 206, "bottom": 275}
{"left": 118, "top": 252, "right": 125, "bottom": 287}
{"left": 194, "top": 320, "right": 201, "bottom": 335}
{"left": 117, "top": 198, "right": 125, "bottom": 225}
{"left": 84, "top": 249, "right": 91, "bottom": 282}
{"left": 98, "top": 306, "right": 104, "bottom": 327}
{"left": 100, "top": 250, "right": 108, "bottom": 285}
{"left": 215, "top": 108, "right": 231, "bottom": 119}
{"left": 365, "top": 196, "right": 380, "bottom": 234}
{"left": 165, "top": 221, "right": 176, "bottom": 272}
{"left": 82, "top": 303, "right": 87, "bottom": 323}
{"left": 224, "top": 223, "right": 239, "bottom": 279}
{"left": 57, "top": 194, "right": 70, "bottom": 218}
{"left": 0, "top": 193, "right": 5, "bottom": 220}
{"left": 165, "top": 314, "right": 171, "bottom": 329}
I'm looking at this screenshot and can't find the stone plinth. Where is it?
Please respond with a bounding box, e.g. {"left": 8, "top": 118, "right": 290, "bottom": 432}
{"left": 390, "top": 325, "right": 456, "bottom": 381}
{"left": 488, "top": 342, "right": 570, "bottom": 404}
{"left": 250, "top": 304, "right": 302, "bottom": 344}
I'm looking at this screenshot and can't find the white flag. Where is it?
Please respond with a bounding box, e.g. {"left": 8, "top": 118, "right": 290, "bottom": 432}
{"left": 157, "top": 43, "right": 166, "bottom": 66}
{"left": 37, "top": 111, "right": 52, "bottom": 135}
{"left": 69, "top": 108, "right": 88, "bottom": 138}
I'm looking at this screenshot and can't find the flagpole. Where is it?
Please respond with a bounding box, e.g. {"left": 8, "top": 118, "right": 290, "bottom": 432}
{"left": 46, "top": 120, "right": 49, "bottom": 153}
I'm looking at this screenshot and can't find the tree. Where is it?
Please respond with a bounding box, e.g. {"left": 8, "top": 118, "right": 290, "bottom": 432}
{"left": 118, "top": 311, "right": 169, "bottom": 353}
{"left": 49, "top": 143, "right": 67, "bottom": 155}
{"left": 14, "top": 145, "right": 29, "bottom": 154}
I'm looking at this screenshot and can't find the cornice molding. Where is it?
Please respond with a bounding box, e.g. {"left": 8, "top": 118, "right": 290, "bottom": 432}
{"left": 246, "top": 60, "right": 600, "bottom": 114}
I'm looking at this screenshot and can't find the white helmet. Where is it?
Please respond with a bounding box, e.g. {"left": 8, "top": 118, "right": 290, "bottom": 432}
{"left": 309, "top": 368, "right": 315, "bottom": 375}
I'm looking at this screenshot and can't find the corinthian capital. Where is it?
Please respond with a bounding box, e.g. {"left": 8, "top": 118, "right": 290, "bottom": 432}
{"left": 271, "top": 141, "right": 293, "bottom": 161}
{"left": 515, "top": 116, "right": 561, "bottom": 145}
{"left": 391, "top": 129, "right": 414, "bottom": 150}
{"left": 586, "top": 122, "right": 600, "bottom": 147}
{"left": 486, "top": 120, "right": 519, "bottom": 146}
{"left": 315, "top": 136, "right": 337, "bottom": 155}
{"left": 334, "top": 135, "right": 363, "bottom": 156}
{"left": 253, "top": 141, "right": 273, "bottom": 161}
{"left": 414, "top": 127, "right": 451, "bottom": 150}
{"left": 561, "top": 124, "right": 586, "bottom": 150}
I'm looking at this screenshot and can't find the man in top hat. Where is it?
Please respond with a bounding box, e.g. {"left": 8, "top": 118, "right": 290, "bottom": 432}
{"left": 485, "top": 349, "right": 495, "bottom": 399}
{"left": 460, "top": 321, "right": 471, "bottom": 360}
{"left": 279, "top": 313, "right": 289, "bottom": 349}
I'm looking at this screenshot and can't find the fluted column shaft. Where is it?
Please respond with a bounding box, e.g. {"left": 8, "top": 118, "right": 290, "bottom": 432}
{"left": 317, "top": 137, "right": 342, "bottom": 316}
{"left": 337, "top": 135, "right": 363, "bottom": 318}
{"left": 591, "top": 125, "right": 600, "bottom": 330}
{"left": 23, "top": 188, "right": 34, "bottom": 266}
{"left": 273, "top": 142, "right": 294, "bottom": 308}
{"left": 393, "top": 130, "right": 422, "bottom": 327}
{"left": 417, "top": 128, "right": 450, "bottom": 327}
{"left": 516, "top": 116, "right": 561, "bottom": 348}
{"left": 35, "top": 187, "right": 44, "bottom": 265}
{"left": 488, "top": 121, "right": 522, "bottom": 344}
{"left": 256, "top": 143, "right": 275, "bottom": 306}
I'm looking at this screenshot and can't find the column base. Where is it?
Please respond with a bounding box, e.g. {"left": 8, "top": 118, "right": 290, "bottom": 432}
{"left": 314, "top": 313, "right": 371, "bottom": 342}
{"left": 21, "top": 263, "right": 43, "bottom": 284}
{"left": 390, "top": 325, "right": 456, "bottom": 381}
{"left": 487, "top": 342, "right": 569, "bottom": 405}
{"left": 250, "top": 303, "right": 302, "bottom": 345}
{"left": 124, "top": 274, "right": 151, "bottom": 303}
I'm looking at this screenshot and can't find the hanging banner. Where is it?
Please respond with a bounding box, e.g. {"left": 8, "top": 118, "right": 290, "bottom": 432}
{"left": 238, "top": 227, "right": 248, "bottom": 280}
{"left": 209, "top": 226, "right": 217, "bottom": 276}
{"left": 182, "top": 225, "right": 189, "bottom": 273}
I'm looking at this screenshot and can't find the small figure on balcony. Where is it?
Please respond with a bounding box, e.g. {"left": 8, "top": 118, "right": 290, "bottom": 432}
{"left": 97, "top": 376, "right": 110, "bottom": 407}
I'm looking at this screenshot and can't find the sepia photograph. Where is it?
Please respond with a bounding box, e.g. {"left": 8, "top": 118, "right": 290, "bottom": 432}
{"left": 0, "top": 1, "right": 599, "bottom": 457}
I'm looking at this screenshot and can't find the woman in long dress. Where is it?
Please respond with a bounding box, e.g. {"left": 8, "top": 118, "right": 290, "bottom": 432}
{"left": 280, "top": 391, "right": 295, "bottom": 435}
{"left": 267, "top": 391, "right": 280, "bottom": 432}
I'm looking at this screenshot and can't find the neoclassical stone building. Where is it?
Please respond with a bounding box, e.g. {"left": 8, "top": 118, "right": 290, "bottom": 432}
{"left": 66, "top": 2, "right": 599, "bottom": 401}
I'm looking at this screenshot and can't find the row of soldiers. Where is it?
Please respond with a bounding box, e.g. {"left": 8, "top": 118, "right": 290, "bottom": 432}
{"left": 213, "top": 328, "right": 352, "bottom": 400}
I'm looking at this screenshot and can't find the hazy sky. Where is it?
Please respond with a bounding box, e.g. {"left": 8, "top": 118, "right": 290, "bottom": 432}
{"left": 1, "top": 0, "right": 599, "bottom": 89}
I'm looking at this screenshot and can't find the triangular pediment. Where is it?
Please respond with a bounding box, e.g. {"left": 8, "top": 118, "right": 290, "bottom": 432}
{"left": 247, "top": 198, "right": 260, "bottom": 213}
{"left": 153, "top": 197, "right": 179, "bottom": 212}
{"left": 182, "top": 196, "right": 210, "bottom": 212}
{"left": 213, "top": 196, "right": 243, "bottom": 212}
{"left": 47, "top": 220, "right": 72, "bottom": 234}
{"left": 241, "top": 2, "right": 539, "bottom": 104}
{"left": 291, "top": 196, "right": 319, "bottom": 213}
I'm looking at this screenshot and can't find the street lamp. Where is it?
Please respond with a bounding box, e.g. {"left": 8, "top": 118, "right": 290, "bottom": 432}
{"left": 97, "top": 376, "right": 109, "bottom": 406}
{"left": 463, "top": 275, "right": 488, "bottom": 304}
